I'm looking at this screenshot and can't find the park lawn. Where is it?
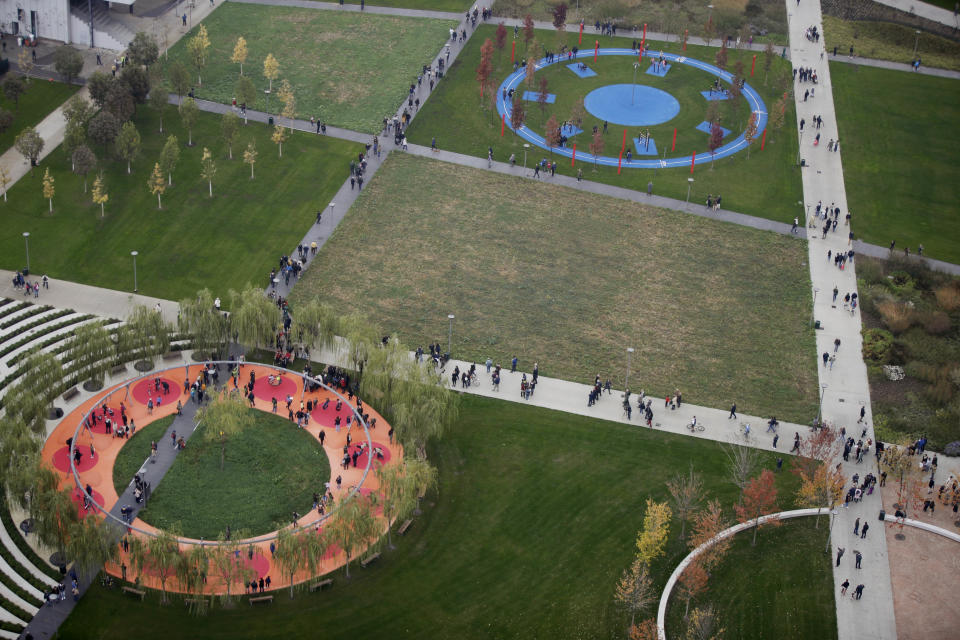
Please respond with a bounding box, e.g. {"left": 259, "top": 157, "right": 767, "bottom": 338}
{"left": 493, "top": 0, "right": 789, "bottom": 44}
{"left": 161, "top": 3, "right": 456, "bottom": 134}
{"left": 0, "top": 106, "right": 361, "bottom": 300}
{"left": 292, "top": 153, "right": 818, "bottom": 422}
{"left": 407, "top": 25, "right": 802, "bottom": 223}
{"left": 135, "top": 410, "right": 330, "bottom": 539}
{"left": 0, "top": 79, "right": 78, "bottom": 154}
{"left": 308, "top": 0, "right": 470, "bottom": 10}
{"left": 112, "top": 416, "right": 175, "bottom": 495}
{"left": 831, "top": 63, "right": 960, "bottom": 264}
{"left": 823, "top": 16, "right": 960, "bottom": 72}
{"left": 666, "top": 517, "right": 836, "bottom": 639}
{"left": 59, "top": 394, "right": 813, "bottom": 639}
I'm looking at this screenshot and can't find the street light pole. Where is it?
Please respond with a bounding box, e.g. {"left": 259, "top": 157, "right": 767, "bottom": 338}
{"left": 625, "top": 347, "right": 634, "bottom": 391}
{"left": 811, "top": 287, "right": 819, "bottom": 327}
{"left": 632, "top": 63, "right": 639, "bottom": 104}
{"left": 447, "top": 314, "right": 455, "bottom": 356}
{"left": 816, "top": 383, "right": 827, "bottom": 427}
{"left": 131, "top": 251, "right": 139, "bottom": 293}
{"left": 523, "top": 143, "right": 530, "bottom": 173}
{"left": 797, "top": 130, "right": 804, "bottom": 166}
{"left": 913, "top": 30, "right": 921, "bottom": 56}
{"left": 686, "top": 177, "right": 694, "bottom": 203}
{"left": 22, "top": 232, "right": 30, "bottom": 272}
{"left": 328, "top": 202, "right": 335, "bottom": 236}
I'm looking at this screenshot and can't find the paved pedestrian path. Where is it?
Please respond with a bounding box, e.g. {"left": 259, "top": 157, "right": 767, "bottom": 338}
{"left": 873, "top": 0, "right": 960, "bottom": 28}
{"left": 229, "top": 0, "right": 463, "bottom": 20}
{"left": 786, "top": 2, "right": 897, "bottom": 638}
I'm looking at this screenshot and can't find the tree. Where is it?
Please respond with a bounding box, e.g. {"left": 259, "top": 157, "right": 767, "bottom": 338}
{"left": 209, "top": 535, "right": 253, "bottom": 604}
{"left": 708, "top": 123, "right": 723, "bottom": 168}
{"left": 722, "top": 443, "right": 760, "bottom": 504}
{"left": 636, "top": 499, "right": 672, "bottom": 567}
{"left": 796, "top": 463, "right": 845, "bottom": 529}
{"left": 744, "top": 112, "right": 758, "bottom": 159}
{"left": 589, "top": 129, "right": 604, "bottom": 168}
{"left": 537, "top": 76, "right": 550, "bottom": 121}
{"left": 42, "top": 168, "right": 55, "bottom": 212}
{"left": 149, "top": 162, "right": 166, "bottom": 209}
{"left": 544, "top": 114, "right": 560, "bottom": 154}
{"left": 92, "top": 174, "right": 108, "bottom": 218}
{"left": 120, "top": 305, "right": 169, "bottom": 361}
{"left": 668, "top": 464, "right": 704, "bottom": 541}
{"left": 66, "top": 516, "right": 116, "bottom": 577}
{"left": 304, "top": 527, "right": 332, "bottom": 581}
{"left": 768, "top": 96, "right": 786, "bottom": 138}
{"left": 735, "top": 469, "right": 779, "bottom": 546}
{"left": 176, "top": 544, "right": 209, "bottom": 613}
{"left": 714, "top": 42, "right": 728, "bottom": 71}
{"left": 0, "top": 108, "right": 13, "bottom": 135}
{"left": 15, "top": 127, "right": 43, "bottom": 167}
{"left": 128, "top": 31, "right": 160, "bottom": 67}
{"left": 243, "top": 140, "right": 258, "bottom": 179}
{"left": 274, "top": 527, "right": 307, "bottom": 598}
{"left": 188, "top": 24, "right": 211, "bottom": 85}
{"left": 0, "top": 166, "right": 9, "bottom": 202}
{"left": 115, "top": 121, "right": 141, "bottom": 174}
{"left": 169, "top": 62, "right": 191, "bottom": 105}
{"left": 272, "top": 124, "right": 287, "bottom": 158}
{"left": 148, "top": 74, "right": 168, "bottom": 133}
{"left": 72, "top": 145, "right": 96, "bottom": 192}
{"left": 703, "top": 20, "right": 716, "bottom": 47}
{"left": 235, "top": 76, "right": 256, "bottom": 124}
{"left": 277, "top": 79, "right": 296, "bottom": 131}
{"left": 200, "top": 147, "right": 216, "bottom": 197}
{"left": 685, "top": 604, "right": 724, "bottom": 640}
{"left": 53, "top": 46, "right": 84, "bottom": 85}
{"left": 16, "top": 348, "right": 64, "bottom": 413}
{"left": 677, "top": 560, "right": 709, "bottom": 617}
{"left": 146, "top": 528, "right": 181, "bottom": 603}
{"left": 523, "top": 14, "right": 535, "bottom": 50}
{"left": 327, "top": 493, "right": 379, "bottom": 579}
{"left": 201, "top": 392, "right": 254, "bottom": 470}
{"left": 31, "top": 483, "right": 77, "bottom": 564}
{"left": 289, "top": 299, "right": 338, "bottom": 354}
{"left": 630, "top": 619, "right": 659, "bottom": 640}
{"left": 494, "top": 23, "right": 507, "bottom": 61}
{"left": 476, "top": 38, "right": 494, "bottom": 100}
{"left": 159, "top": 135, "right": 180, "bottom": 186}
{"left": 127, "top": 535, "right": 148, "bottom": 584}
{"left": 263, "top": 53, "right": 280, "bottom": 92}
{"left": 179, "top": 289, "right": 229, "bottom": 358}
{"left": 763, "top": 43, "right": 775, "bottom": 83}
{"left": 17, "top": 48, "right": 34, "bottom": 80}
{"left": 105, "top": 81, "right": 135, "bottom": 122}
{"left": 88, "top": 111, "right": 120, "bottom": 154}
{"left": 180, "top": 98, "right": 199, "bottom": 146}
{"left": 689, "top": 500, "right": 731, "bottom": 572}
{"left": 121, "top": 66, "right": 151, "bottom": 104}
{"left": 3, "top": 76, "right": 26, "bottom": 108}
{"left": 376, "top": 462, "right": 418, "bottom": 549}
{"left": 86, "top": 71, "right": 113, "bottom": 109}
{"left": 569, "top": 97, "right": 585, "bottom": 129}
{"left": 615, "top": 557, "right": 655, "bottom": 627}
{"left": 509, "top": 95, "right": 525, "bottom": 130}
{"left": 232, "top": 36, "right": 248, "bottom": 75}
{"left": 229, "top": 285, "right": 277, "bottom": 351}
{"left": 525, "top": 56, "right": 536, "bottom": 86}
{"left": 221, "top": 112, "right": 240, "bottom": 160}
{"left": 552, "top": 3, "right": 567, "bottom": 46}
{"left": 64, "top": 95, "right": 95, "bottom": 129}
{"left": 63, "top": 120, "right": 87, "bottom": 167}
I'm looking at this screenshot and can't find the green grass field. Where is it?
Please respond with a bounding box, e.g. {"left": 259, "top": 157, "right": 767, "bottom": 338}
{"left": 407, "top": 26, "right": 802, "bottom": 222}
{"left": 0, "top": 107, "right": 361, "bottom": 300}
{"left": 134, "top": 411, "right": 330, "bottom": 539}
{"left": 666, "top": 518, "right": 835, "bottom": 639}
{"left": 112, "top": 416, "right": 174, "bottom": 494}
{"left": 60, "top": 394, "right": 829, "bottom": 639}
{"left": 823, "top": 16, "right": 960, "bottom": 72}
{"left": 0, "top": 79, "right": 78, "bottom": 154}
{"left": 832, "top": 63, "right": 960, "bottom": 263}
{"left": 308, "top": 0, "right": 469, "bottom": 9}
{"left": 292, "top": 153, "right": 818, "bottom": 421}
{"left": 161, "top": 4, "right": 455, "bottom": 133}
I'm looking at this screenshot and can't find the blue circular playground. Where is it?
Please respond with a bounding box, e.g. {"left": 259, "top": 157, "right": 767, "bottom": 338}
{"left": 495, "top": 49, "right": 769, "bottom": 169}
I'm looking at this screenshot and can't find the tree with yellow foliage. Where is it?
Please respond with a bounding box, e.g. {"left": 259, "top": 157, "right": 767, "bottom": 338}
{"left": 243, "top": 140, "right": 258, "bottom": 179}
{"left": 148, "top": 162, "right": 166, "bottom": 209}
{"left": 263, "top": 53, "right": 279, "bottom": 92}
{"left": 200, "top": 147, "right": 216, "bottom": 197}
{"left": 271, "top": 124, "right": 287, "bottom": 158}
{"left": 41, "top": 168, "right": 55, "bottom": 212}
{"left": 636, "top": 499, "right": 672, "bottom": 567}
{"left": 187, "top": 24, "right": 211, "bottom": 85}
{"left": 231, "top": 36, "right": 248, "bottom": 76}
{"left": 91, "top": 174, "right": 108, "bottom": 218}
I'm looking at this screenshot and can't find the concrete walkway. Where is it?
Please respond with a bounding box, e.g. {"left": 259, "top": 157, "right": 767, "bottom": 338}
{"left": 229, "top": 0, "right": 463, "bottom": 20}
{"left": 873, "top": 0, "right": 960, "bottom": 28}
{"left": 786, "top": 2, "right": 897, "bottom": 638}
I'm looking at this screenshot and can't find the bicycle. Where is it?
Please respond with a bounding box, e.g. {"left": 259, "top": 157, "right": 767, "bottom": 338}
{"left": 687, "top": 420, "right": 705, "bottom": 433}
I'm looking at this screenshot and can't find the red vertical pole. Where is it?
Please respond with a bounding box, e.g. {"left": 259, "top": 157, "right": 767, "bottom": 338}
{"left": 690, "top": 151, "right": 696, "bottom": 174}
{"left": 511, "top": 41, "right": 515, "bottom": 63}
{"left": 751, "top": 54, "right": 757, "bottom": 76}
{"left": 617, "top": 151, "right": 623, "bottom": 174}
{"left": 480, "top": 83, "right": 483, "bottom": 98}
{"left": 760, "top": 129, "right": 766, "bottom": 151}
{"left": 683, "top": 30, "right": 688, "bottom": 51}
{"left": 594, "top": 41, "right": 599, "bottom": 62}
{"left": 621, "top": 129, "right": 627, "bottom": 153}
{"left": 571, "top": 143, "right": 576, "bottom": 166}
{"left": 671, "top": 128, "right": 677, "bottom": 151}
{"left": 579, "top": 22, "right": 583, "bottom": 45}
{"left": 641, "top": 24, "right": 646, "bottom": 51}
{"left": 501, "top": 113, "right": 505, "bottom": 136}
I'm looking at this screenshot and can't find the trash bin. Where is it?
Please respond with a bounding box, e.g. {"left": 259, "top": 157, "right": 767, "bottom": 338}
{"left": 268, "top": 116, "right": 274, "bottom": 125}
{"left": 878, "top": 509, "right": 886, "bottom": 521}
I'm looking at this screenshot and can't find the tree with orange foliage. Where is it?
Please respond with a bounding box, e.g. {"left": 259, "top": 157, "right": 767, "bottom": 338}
{"left": 677, "top": 560, "right": 709, "bottom": 617}
{"left": 494, "top": 22, "right": 507, "bottom": 61}
{"left": 526, "top": 56, "right": 537, "bottom": 86}
{"left": 615, "top": 557, "right": 655, "bottom": 627}
{"left": 791, "top": 426, "right": 841, "bottom": 480}
{"left": 735, "top": 469, "right": 779, "bottom": 546}
{"left": 477, "top": 38, "right": 494, "bottom": 100}
{"left": 629, "top": 618, "right": 658, "bottom": 640}
{"left": 544, "top": 114, "right": 560, "bottom": 153}
{"left": 510, "top": 95, "right": 525, "bottom": 130}
{"left": 523, "top": 14, "right": 535, "bottom": 50}
{"left": 689, "top": 500, "right": 731, "bottom": 572}
{"left": 795, "top": 463, "right": 845, "bottom": 528}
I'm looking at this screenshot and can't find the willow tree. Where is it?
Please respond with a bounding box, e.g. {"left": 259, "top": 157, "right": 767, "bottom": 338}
{"left": 200, "top": 392, "right": 254, "bottom": 471}
{"left": 179, "top": 288, "right": 228, "bottom": 358}
{"left": 304, "top": 527, "right": 332, "bottom": 580}
{"left": 229, "top": 285, "right": 277, "bottom": 353}
{"left": 119, "top": 305, "right": 170, "bottom": 363}
{"left": 210, "top": 534, "right": 249, "bottom": 604}
{"left": 376, "top": 461, "right": 418, "bottom": 549}
{"left": 274, "top": 526, "right": 308, "bottom": 598}
{"left": 66, "top": 515, "right": 117, "bottom": 576}
{"left": 67, "top": 321, "right": 114, "bottom": 388}
{"left": 147, "top": 527, "right": 181, "bottom": 603}
{"left": 327, "top": 493, "right": 379, "bottom": 579}
{"left": 392, "top": 363, "right": 460, "bottom": 459}
{"left": 176, "top": 544, "right": 210, "bottom": 614}
{"left": 128, "top": 535, "right": 148, "bottom": 584}
{"left": 291, "top": 299, "right": 338, "bottom": 357}
{"left": 31, "top": 471, "right": 78, "bottom": 566}
{"left": 338, "top": 312, "right": 380, "bottom": 381}
{"left": 358, "top": 337, "right": 411, "bottom": 417}
{"left": 17, "top": 347, "right": 64, "bottom": 406}
{"left": 0, "top": 418, "right": 41, "bottom": 487}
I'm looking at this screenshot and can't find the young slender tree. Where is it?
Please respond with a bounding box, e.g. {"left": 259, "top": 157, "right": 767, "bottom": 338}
{"left": 159, "top": 135, "right": 180, "bottom": 186}
{"left": 128, "top": 535, "right": 148, "bottom": 585}
{"left": 494, "top": 23, "right": 507, "bottom": 61}
{"left": 708, "top": 123, "right": 723, "bottom": 168}
{"left": 636, "top": 499, "right": 672, "bottom": 567}
{"left": 667, "top": 464, "right": 704, "bottom": 541}
{"left": 15, "top": 127, "right": 44, "bottom": 168}
{"left": 763, "top": 42, "right": 775, "bottom": 83}
{"left": 53, "top": 46, "right": 84, "bottom": 85}
{"left": 744, "top": 112, "right": 758, "bottom": 159}
{"left": 477, "top": 38, "right": 494, "bottom": 100}
{"left": 120, "top": 305, "right": 169, "bottom": 361}
{"left": 544, "top": 114, "right": 560, "bottom": 154}
{"left": 148, "top": 74, "right": 168, "bottom": 133}
{"left": 714, "top": 41, "right": 728, "bottom": 70}
{"left": 277, "top": 79, "right": 296, "bottom": 131}
{"left": 235, "top": 76, "right": 256, "bottom": 125}
{"left": 18, "top": 48, "right": 34, "bottom": 79}
{"left": 677, "top": 560, "right": 709, "bottom": 618}
{"left": 210, "top": 535, "right": 246, "bottom": 604}
{"left": 91, "top": 173, "right": 108, "bottom": 218}
{"left": 688, "top": 500, "right": 731, "bottom": 572}
{"left": 523, "top": 14, "right": 535, "bottom": 50}
{"left": 169, "top": 62, "right": 191, "bottom": 105}
{"left": 510, "top": 95, "right": 525, "bottom": 130}
{"left": 67, "top": 321, "right": 114, "bottom": 387}
{"left": 232, "top": 36, "right": 248, "bottom": 76}
{"left": 303, "top": 527, "right": 332, "bottom": 579}
{"left": 272, "top": 124, "right": 287, "bottom": 158}
{"left": 179, "top": 288, "right": 229, "bottom": 357}
{"left": 0, "top": 166, "right": 10, "bottom": 201}
{"left": 263, "top": 53, "right": 280, "bottom": 93}
{"left": 525, "top": 56, "right": 537, "bottom": 86}
{"left": 188, "top": 24, "right": 211, "bottom": 85}
{"left": 569, "top": 97, "right": 585, "bottom": 129}
{"left": 796, "top": 463, "right": 845, "bottom": 529}
{"left": 686, "top": 604, "right": 724, "bottom": 640}
{"left": 72, "top": 145, "right": 96, "bottom": 192}
{"left": 327, "top": 493, "right": 380, "bottom": 579}
{"left": 722, "top": 442, "right": 760, "bottom": 504}
{"left": 201, "top": 392, "right": 255, "bottom": 470}
{"left": 243, "top": 140, "right": 258, "bottom": 179}
{"left": 149, "top": 162, "right": 166, "bottom": 209}
{"left": 629, "top": 619, "right": 659, "bottom": 640}
{"left": 176, "top": 545, "right": 210, "bottom": 614}
{"left": 537, "top": 77, "right": 550, "bottom": 121}
{"left": 274, "top": 527, "right": 308, "bottom": 598}
{"left": 589, "top": 129, "right": 604, "bottom": 168}
{"left": 3, "top": 76, "right": 26, "bottom": 108}
{"left": 66, "top": 516, "right": 117, "bottom": 577}
{"left": 180, "top": 98, "right": 199, "bottom": 146}
{"left": 735, "top": 469, "right": 780, "bottom": 546}
{"left": 615, "top": 557, "right": 655, "bottom": 627}
{"left": 229, "top": 285, "right": 277, "bottom": 351}
{"left": 376, "top": 462, "right": 417, "bottom": 550}
{"left": 703, "top": 19, "right": 716, "bottom": 47}
{"left": 42, "top": 168, "right": 55, "bottom": 212}
{"left": 200, "top": 147, "right": 216, "bottom": 197}
{"left": 115, "top": 121, "right": 141, "bottom": 174}
{"left": 146, "top": 528, "right": 181, "bottom": 603}
{"left": 551, "top": 2, "right": 567, "bottom": 47}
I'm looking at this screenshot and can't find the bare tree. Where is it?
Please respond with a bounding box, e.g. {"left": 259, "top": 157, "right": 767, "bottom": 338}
{"left": 667, "top": 463, "right": 704, "bottom": 540}
{"left": 722, "top": 442, "right": 760, "bottom": 505}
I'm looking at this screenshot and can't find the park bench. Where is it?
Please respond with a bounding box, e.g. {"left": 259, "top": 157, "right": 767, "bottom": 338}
{"left": 110, "top": 364, "right": 127, "bottom": 376}
{"left": 122, "top": 586, "right": 145, "bottom": 600}
{"left": 360, "top": 552, "right": 381, "bottom": 568}
{"left": 398, "top": 519, "right": 413, "bottom": 536}
{"left": 249, "top": 595, "right": 274, "bottom": 605}
{"left": 162, "top": 351, "right": 181, "bottom": 361}
{"left": 309, "top": 579, "right": 333, "bottom": 592}
{"left": 185, "top": 597, "right": 210, "bottom": 607}
{"left": 62, "top": 386, "right": 79, "bottom": 402}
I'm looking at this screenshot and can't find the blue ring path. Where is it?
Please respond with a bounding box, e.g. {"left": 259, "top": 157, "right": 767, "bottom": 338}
{"left": 497, "top": 49, "right": 768, "bottom": 169}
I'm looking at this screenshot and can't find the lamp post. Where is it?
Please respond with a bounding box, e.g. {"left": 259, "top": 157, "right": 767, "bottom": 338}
{"left": 625, "top": 347, "right": 634, "bottom": 390}
{"left": 328, "top": 202, "right": 335, "bottom": 235}
{"left": 811, "top": 287, "right": 819, "bottom": 327}
{"left": 22, "top": 232, "right": 30, "bottom": 272}
{"left": 447, "top": 314, "right": 455, "bottom": 356}
{"left": 816, "top": 383, "right": 827, "bottom": 427}
{"left": 913, "top": 30, "right": 921, "bottom": 56}
{"left": 797, "top": 129, "right": 804, "bottom": 166}
{"left": 632, "top": 62, "right": 640, "bottom": 104}
{"left": 523, "top": 143, "right": 530, "bottom": 173}
{"left": 131, "top": 251, "right": 139, "bottom": 293}
{"left": 686, "top": 177, "right": 694, "bottom": 203}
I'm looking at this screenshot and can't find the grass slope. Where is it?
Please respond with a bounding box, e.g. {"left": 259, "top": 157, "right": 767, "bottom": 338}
{"left": 161, "top": 4, "right": 456, "bottom": 133}
{"left": 293, "top": 153, "right": 818, "bottom": 421}
{"left": 136, "top": 411, "right": 330, "bottom": 539}
{"left": 112, "top": 416, "right": 175, "bottom": 495}
{"left": 0, "top": 80, "right": 78, "bottom": 155}
{"left": 0, "top": 107, "right": 360, "bottom": 299}
{"left": 59, "top": 394, "right": 824, "bottom": 639}
{"left": 831, "top": 63, "right": 960, "bottom": 263}
{"left": 407, "top": 26, "right": 802, "bottom": 222}
{"left": 823, "top": 16, "right": 960, "bottom": 72}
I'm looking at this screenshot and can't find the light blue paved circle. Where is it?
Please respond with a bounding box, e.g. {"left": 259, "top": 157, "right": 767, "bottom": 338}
{"left": 583, "top": 84, "right": 680, "bottom": 126}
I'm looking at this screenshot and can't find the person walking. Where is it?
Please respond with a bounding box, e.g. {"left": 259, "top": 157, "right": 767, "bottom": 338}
{"left": 728, "top": 403, "right": 737, "bottom": 419}
{"left": 836, "top": 547, "right": 845, "bottom": 567}
{"left": 854, "top": 584, "right": 864, "bottom": 600}
{"left": 855, "top": 551, "right": 862, "bottom": 569}
{"left": 841, "top": 579, "right": 849, "bottom": 595}
{"left": 860, "top": 522, "right": 869, "bottom": 538}
{"left": 853, "top": 517, "right": 860, "bottom": 536}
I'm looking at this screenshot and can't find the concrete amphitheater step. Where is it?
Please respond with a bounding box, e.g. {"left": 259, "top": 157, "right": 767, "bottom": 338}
{"left": 0, "top": 514, "right": 58, "bottom": 589}
{"left": 0, "top": 554, "right": 43, "bottom": 601}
